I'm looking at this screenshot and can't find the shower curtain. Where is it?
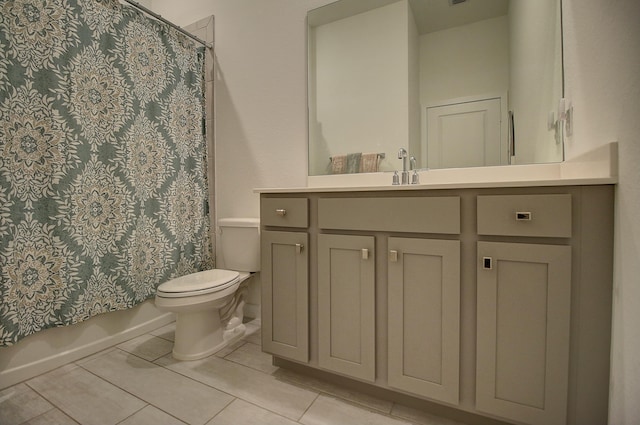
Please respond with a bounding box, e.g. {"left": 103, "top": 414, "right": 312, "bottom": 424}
{"left": 0, "top": 0, "right": 213, "bottom": 346}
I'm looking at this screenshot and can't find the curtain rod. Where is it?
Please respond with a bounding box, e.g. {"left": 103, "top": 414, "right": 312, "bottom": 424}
{"left": 122, "top": 0, "right": 213, "bottom": 49}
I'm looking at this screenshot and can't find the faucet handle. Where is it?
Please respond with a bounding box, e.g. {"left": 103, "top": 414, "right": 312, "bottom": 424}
{"left": 411, "top": 170, "right": 420, "bottom": 185}
{"left": 392, "top": 171, "right": 400, "bottom": 185}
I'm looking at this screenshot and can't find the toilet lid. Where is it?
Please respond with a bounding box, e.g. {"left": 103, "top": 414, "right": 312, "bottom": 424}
{"left": 157, "top": 269, "right": 240, "bottom": 296}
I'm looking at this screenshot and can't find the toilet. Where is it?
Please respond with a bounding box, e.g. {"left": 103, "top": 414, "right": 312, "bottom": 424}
{"left": 155, "top": 218, "right": 260, "bottom": 360}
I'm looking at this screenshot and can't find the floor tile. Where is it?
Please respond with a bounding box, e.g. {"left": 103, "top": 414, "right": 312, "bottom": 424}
{"left": 391, "top": 404, "right": 465, "bottom": 425}
{"left": 22, "top": 408, "right": 79, "bottom": 425}
{"left": 0, "top": 383, "right": 54, "bottom": 425}
{"left": 300, "top": 395, "right": 412, "bottom": 425}
{"left": 223, "top": 341, "right": 279, "bottom": 374}
{"left": 119, "top": 405, "right": 187, "bottom": 425}
{"left": 150, "top": 323, "right": 176, "bottom": 342}
{"left": 81, "top": 349, "right": 233, "bottom": 425}
{"left": 117, "top": 334, "right": 175, "bottom": 361}
{"left": 213, "top": 339, "right": 246, "bottom": 358}
{"left": 26, "top": 364, "right": 146, "bottom": 425}
{"left": 206, "top": 399, "right": 298, "bottom": 425}
{"left": 243, "top": 327, "right": 262, "bottom": 346}
{"left": 157, "top": 354, "right": 318, "bottom": 421}
{"left": 0, "top": 321, "right": 475, "bottom": 425}
{"left": 74, "top": 347, "right": 118, "bottom": 365}
{"left": 273, "top": 368, "right": 393, "bottom": 414}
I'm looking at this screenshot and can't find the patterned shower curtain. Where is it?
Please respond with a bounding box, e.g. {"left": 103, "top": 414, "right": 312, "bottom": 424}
{"left": 0, "top": 0, "right": 213, "bottom": 346}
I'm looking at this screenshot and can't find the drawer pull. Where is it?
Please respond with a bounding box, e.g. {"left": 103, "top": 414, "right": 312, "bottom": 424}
{"left": 389, "top": 250, "right": 398, "bottom": 262}
{"left": 276, "top": 209, "right": 287, "bottom": 216}
{"left": 516, "top": 211, "right": 532, "bottom": 221}
{"left": 362, "top": 249, "right": 369, "bottom": 260}
{"left": 295, "top": 243, "right": 304, "bottom": 254}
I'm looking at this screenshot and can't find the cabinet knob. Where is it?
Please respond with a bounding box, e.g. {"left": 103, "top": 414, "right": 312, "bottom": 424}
{"left": 276, "top": 209, "right": 287, "bottom": 216}
{"left": 515, "top": 211, "right": 532, "bottom": 221}
{"left": 362, "top": 248, "right": 369, "bottom": 260}
{"left": 482, "top": 257, "right": 493, "bottom": 270}
{"left": 389, "top": 250, "right": 398, "bottom": 262}
{"left": 296, "top": 243, "right": 304, "bottom": 254}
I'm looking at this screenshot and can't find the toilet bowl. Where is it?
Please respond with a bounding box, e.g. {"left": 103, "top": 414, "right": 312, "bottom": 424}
{"left": 155, "top": 218, "right": 260, "bottom": 361}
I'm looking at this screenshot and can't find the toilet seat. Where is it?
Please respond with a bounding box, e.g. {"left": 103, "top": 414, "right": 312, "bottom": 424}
{"left": 156, "top": 269, "right": 241, "bottom": 298}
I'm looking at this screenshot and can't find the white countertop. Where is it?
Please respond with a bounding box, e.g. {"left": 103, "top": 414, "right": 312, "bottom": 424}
{"left": 255, "top": 143, "right": 617, "bottom": 194}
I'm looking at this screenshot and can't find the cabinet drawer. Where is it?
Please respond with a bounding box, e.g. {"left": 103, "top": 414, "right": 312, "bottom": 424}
{"left": 318, "top": 197, "right": 460, "bottom": 234}
{"left": 477, "top": 194, "right": 571, "bottom": 238}
{"left": 261, "top": 198, "right": 309, "bottom": 228}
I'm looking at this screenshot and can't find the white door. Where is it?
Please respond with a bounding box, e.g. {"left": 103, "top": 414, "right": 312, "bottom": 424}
{"left": 426, "top": 98, "right": 502, "bottom": 169}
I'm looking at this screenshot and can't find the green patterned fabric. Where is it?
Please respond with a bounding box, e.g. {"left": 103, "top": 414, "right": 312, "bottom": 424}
{"left": 0, "top": 0, "right": 212, "bottom": 346}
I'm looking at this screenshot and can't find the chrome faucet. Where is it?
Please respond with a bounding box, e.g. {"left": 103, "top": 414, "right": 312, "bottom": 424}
{"left": 398, "top": 148, "right": 409, "bottom": 185}
{"left": 409, "top": 156, "right": 419, "bottom": 184}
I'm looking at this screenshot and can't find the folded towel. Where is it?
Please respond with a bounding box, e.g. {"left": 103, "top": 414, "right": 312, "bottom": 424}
{"left": 346, "top": 153, "right": 361, "bottom": 173}
{"left": 331, "top": 152, "right": 382, "bottom": 174}
{"left": 331, "top": 154, "right": 346, "bottom": 174}
{"left": 360, "top": 152, "right": 380, "bottom": 173}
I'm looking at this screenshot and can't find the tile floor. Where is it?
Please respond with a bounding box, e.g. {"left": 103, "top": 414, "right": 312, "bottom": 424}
{"left": 0, "top": 319, "right": 466, "bottom": 425}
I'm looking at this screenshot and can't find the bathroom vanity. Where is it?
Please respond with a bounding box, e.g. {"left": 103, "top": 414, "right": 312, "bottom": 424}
{"left": 257, "top": 154, "right": 616, "bottom": 425}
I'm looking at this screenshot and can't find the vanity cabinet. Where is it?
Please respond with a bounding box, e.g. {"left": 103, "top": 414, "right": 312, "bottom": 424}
{"left": 260, "top": 197, "right": 309, "bottom": 363}
{"left": 318, "top": 234, "right": 376, "bottom": 381}
{"left": 259, "top": 185, "right": 614, "bottom": 425}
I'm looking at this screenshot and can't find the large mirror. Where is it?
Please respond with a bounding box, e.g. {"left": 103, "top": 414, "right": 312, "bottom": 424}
{"left": 308, "top": 0, "right": 564, "bottom": 176}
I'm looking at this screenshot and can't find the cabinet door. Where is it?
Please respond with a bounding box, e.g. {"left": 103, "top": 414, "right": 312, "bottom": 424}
{"left": 318, "top": 234, "right": 375, "bottom": 382}
{"left": 476, "top": 241, "right": 571, "bottom": 425}
{"left": 388, "top": 238, "right": 460, "bottom": 405}
{"left": 261, "top": 230, "right": 308, "bottom": 362}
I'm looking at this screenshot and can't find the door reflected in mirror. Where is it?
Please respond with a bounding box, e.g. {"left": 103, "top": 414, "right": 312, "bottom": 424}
{"left": 308, "top": 0, "right": 564, "bottom": 176}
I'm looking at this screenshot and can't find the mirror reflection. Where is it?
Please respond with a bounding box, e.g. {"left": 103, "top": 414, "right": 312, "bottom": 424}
{"left": 308, "top": 0, "right": 564, "bottom": 176}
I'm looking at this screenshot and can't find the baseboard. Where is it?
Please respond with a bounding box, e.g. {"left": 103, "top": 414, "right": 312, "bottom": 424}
{"left": 0, "top": 301, "right": 174, "bottom": 390}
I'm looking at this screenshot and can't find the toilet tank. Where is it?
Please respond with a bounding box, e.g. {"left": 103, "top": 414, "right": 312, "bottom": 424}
{"left": 218, "top": 218, "right": 260, "bottom": 272}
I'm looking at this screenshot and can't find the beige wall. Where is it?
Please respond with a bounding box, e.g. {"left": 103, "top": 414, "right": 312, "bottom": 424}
{"left": 150, "top": 1, "right": 640, "bottom": 422}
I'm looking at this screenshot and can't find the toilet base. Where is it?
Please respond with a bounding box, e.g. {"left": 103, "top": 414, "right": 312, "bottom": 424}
{"left": 172, "top": 310, "right": 246, "bottom": 361}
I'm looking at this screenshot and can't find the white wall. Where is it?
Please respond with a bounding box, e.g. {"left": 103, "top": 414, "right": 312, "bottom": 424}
{"left": 150, "top": 0, "right": 330, "bottom": 222}
{"left": 508, "top": 0, "right": 563, "bottom": 165}
{"left": 152, "top": 1, "right": 640, "bottom": 423}
{"left": 563, "top": 0, "right": 640, "bottom": 424}
{"left": 309, "top": 1, "right": 410, "bottom": 175}
{"left": 419, "top": 15, "right": 509, "bottom": 106}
